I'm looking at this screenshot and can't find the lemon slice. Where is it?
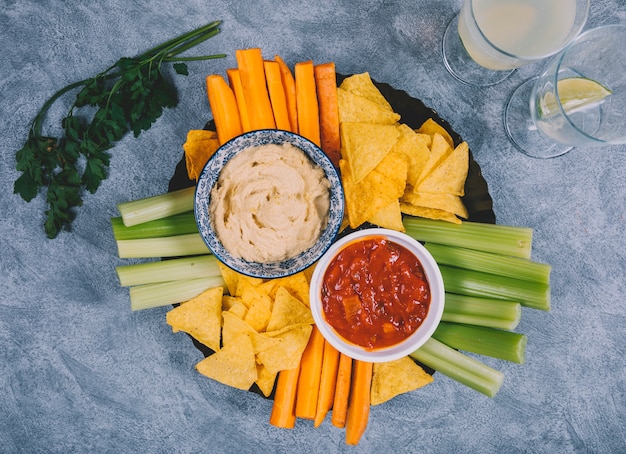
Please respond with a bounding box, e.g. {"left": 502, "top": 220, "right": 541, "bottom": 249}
{"left": 541, "top": 77, "right": 612, "bottom": 117}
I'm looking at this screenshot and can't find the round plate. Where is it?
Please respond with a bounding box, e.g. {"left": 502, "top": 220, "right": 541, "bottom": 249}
{"left": 194, "top": 129, "right": 344, "bottom": 279}
{"left": 167, "top": 75, "right": 496, "bottom": 395}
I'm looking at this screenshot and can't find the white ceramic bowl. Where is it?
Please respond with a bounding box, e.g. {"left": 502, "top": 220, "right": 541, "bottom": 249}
{"left": 309, "top": 228, "right": 445, "bottom": 362}
{"left": 195, "top": 129, "right": 344, "bottom": 279}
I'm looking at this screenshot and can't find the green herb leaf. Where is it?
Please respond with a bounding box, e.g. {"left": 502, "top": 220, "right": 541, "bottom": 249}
{"left": 14, "top": 21, "right": 225, "bottom": 238}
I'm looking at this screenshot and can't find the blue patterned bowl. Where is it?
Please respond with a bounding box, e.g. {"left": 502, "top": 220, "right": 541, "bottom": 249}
{"left": 195, "top": 129, "right": 344, "bottom": 279}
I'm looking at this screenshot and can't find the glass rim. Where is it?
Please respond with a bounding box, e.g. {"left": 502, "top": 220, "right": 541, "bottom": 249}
{"left": 552, "top": 23, "right": 626, "bottom": 145}
{"left": 469, "top": 0, "right": 590, "bottom": 61}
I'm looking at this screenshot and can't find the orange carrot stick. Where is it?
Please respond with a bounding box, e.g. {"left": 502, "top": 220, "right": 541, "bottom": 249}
{"left": 205, "top": 74, "right": 243, "bottom": 145}
{"left": 331, "top": 353, "right": 353, "bottom": 428}
{"left": 235, "top": 48, "right": 276, "bottom": 130}
{"left": 275, "top": 55, "right": 298, "bottom": 134}
{"left": 313, "top": 340, "right": 340, "bottom": 428}
{"left": 226, "top": 68, "right": 252, "bottom": 132}
{"left": 294, "top": 325, "right": 325, "bottom": 419}
{"left": 345, "top": 360, "right": 373, "bottom": 445}
{"left": 269, "top": 365, "right": 301, "bottom": 429}
{"left": 264, "top": 60, "right": 292, "bottom": 132}
{"left": 295, "top": 60, "right": 321, "bottom": 146}
{"left": 314, "top": 62, "right": 341, "bottom": 167}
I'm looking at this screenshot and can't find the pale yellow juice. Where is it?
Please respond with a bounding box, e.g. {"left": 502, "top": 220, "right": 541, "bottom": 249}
{"left": 458, "top": 0, "right": 577, "bottom": 70}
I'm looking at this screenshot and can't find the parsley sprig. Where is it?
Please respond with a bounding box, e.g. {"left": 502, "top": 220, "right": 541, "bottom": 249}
{"left": 14, "top": 20, "right": 225, "bottom": 239}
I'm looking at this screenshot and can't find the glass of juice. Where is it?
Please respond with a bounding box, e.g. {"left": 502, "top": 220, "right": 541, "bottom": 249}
{"left": 504, "top": 24, "right": 626, "bottom": 158}
{"left": 442, "top": 0, "right": 589, "bottom": 87}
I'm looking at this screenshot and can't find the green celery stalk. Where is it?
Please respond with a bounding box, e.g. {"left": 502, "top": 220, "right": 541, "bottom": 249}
{"left": 117, "top": 186, "right": 195, "bottom": 227}
{"left": 425, "top": 242, "right": 551, "bottom": 285}
{"left": 129, "top": 276, "right": 225, "bottom": 311}
{"left": 116, "top": 233, "right": 209, "bottom": 258}
{"left": 404, "top": 217, "right": 533, "bottom": 259}
{"left": 116, "top": 255, "right": 219, "bottom": 286}
{"left": 433, "top": 322, "right": 527, "bottom": 364}
{"left": 410, "top": 337, "right": 504, "bottom": 397}
{"left": 111, "top": 212, "right": 198, "bottom": 240}
{"left": 442, "top": 293, "right": 521, "bottom": 330}
{"left": 440, "top": 264, "right": 551, "bottom": 311}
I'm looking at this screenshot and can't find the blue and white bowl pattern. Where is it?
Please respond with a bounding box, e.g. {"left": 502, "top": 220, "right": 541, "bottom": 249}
{"left": 195, "top": 129, "right": 345, "bottom": 279}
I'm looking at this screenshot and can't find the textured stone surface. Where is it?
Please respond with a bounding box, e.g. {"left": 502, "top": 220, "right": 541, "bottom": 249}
{"left": 1, "top": 1, "right": 625, "bottom": 452}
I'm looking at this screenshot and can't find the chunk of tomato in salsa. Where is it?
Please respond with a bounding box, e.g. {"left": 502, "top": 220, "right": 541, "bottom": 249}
{"left": 320, "top": 236, "right": 431, "bottom": 350}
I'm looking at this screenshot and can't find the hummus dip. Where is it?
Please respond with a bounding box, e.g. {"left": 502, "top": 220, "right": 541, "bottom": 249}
{"left": 209, "top": 142, "right": 331, "bottom": 263}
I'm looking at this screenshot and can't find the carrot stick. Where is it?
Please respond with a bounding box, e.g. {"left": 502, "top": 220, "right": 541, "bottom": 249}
{"left": 205, "top": 74, "right": 243, "bottom": 145}
{"left": 314, "top": 62, "right": 341, "bottom": 167}
{"left": 269, "top": 365, "right": 301, "bottom": 429}
{"left": 275, "top": 55, "right": 298, "bottom": 134}
{"left": 295, "top": 60, "right": 321, "bottom": 146}
{"left": 331, "top": 353, "right": 353, "bottom": 428}
{"left": 235, "top": 48, "right": 276, "bottom": 130}
{"left": 264, "top": 60, "right": 292, "bottom": 132}
{"left": 226, "top": 68, "right": 252, "bottom": 132}
{"left": 294, "top": 325, "right": 325, "bottom": 419}
{"left": 313, "top": 340, "right": 340, "bottom": 427}
{"left": 345, "top": 360, "right": 373, "bottom": 445}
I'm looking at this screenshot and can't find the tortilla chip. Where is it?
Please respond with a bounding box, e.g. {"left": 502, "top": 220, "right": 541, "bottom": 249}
{"left": 415, "top": 141, "right": 469, "bottom": 196}
{"left": 417, "top": 118, "right": 454, "bottom": 149}
{"left": 226, "top": 300, "right": 248, "bottom": 319}
{"left": 221, "top": 312, "right": 282, "bottom": 354}
{"left": 401, "top": 191, "right": 468, "bottom": 219}
{"left": 242, "top": 286, "right": 273, "bottom": 332}
{"left": 370, "top": 357, "right": 434, "bottom": 405}
{"left": 235, "top": 274, "right": 264, "bottom": 299}
{"left": 266, "top": 286, "right": 314, "bottom": 332}
{"left": 165, "top": 286, "right": 223, "bottom": 352}
{"left": 392, "top": 124, "right": 431, "bottom": 188}
{"left": 259, "top": 272, "right": 310, "bottom": 307}
{"left": 217, "top": 262, "right": 239, "bottom": 296}
{"left": 195, "top": 333, "right": 257, "bottom": 391}
{"left": 340, "top": 121, "right": 401, "bottom": 183}
{"left": 259, "top": 324, "right": 313, "bottom": 374}
{"left": 255, "top": 364, "right": 278, "bottom": 397}
{"left": 400, "top": 203, "right": 462, "bottom": 224}
{"left": 339, "top": 72, "right": 394, "bottom": 111}
{"left": 367, "top": 199, "right": 405, "bottom": 232}
{"left": 415, "top": 133, "right": 453, "bottom": 187}
{"left": 337, "top": 88, "right": 400, "bottom": 124}
{"left": 183, "top": 129, "right": 220, "bottom": 181}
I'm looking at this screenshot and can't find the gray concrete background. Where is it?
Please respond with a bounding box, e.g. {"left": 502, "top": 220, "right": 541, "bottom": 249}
{"left": 1, "top": 1, "right": 624, "bottom": 452}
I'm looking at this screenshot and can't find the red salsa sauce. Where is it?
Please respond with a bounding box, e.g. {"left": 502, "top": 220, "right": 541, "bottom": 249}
{"left": 321, "top": 236, "right": 431, "bottom": 350}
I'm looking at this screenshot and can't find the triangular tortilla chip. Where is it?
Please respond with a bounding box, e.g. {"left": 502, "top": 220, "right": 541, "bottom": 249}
{"left": 340, "top": 121, "right": 401, "bottom": 184}
{"left": 183, "top": 129, "right": 220, "bottom": 181}
{"left": 417, "top": 118, "right": 454, "bottom": 149}
{"left": 259, "top": 271, "right": 310, "bottom": 307}
{"left": 401, "top": 190, "right": 468, "bottom": 219}
{"left": 166, "top": 286, "right": 223, "bottom": 352}
{"left": 339, "top": 72, "right": 394, "bottom": 111}
{"left": 337, "top": 88, "right": 400, "bottom": 124}
{"left": 222, "top": 312, "right": 282, "bottom": 354}
{"left": 367, "top": 199, "right": 405, "bottom": 232}
{"left": 255, "top": 363, "right": 278, "bottom": 397}
{"left": 399, "top": 203, "right": 462, "bottom": 224}
{"left": 259, "top": 324, "right": 313, "bottom": 374}
{"left": 266, "top": 287, "right": 314, "bottom": 332}
{"left": 392, "top": 124, "right": 431, "bottom": 188}
{"left": 217, "top": 262, "right": 239, "bottom": 296}
{"left": 242, "top": 286, "right": 273, "bottom": 332}
{"left": 370, "top": 357, "right": 434, "bottom": 405}
{"left": 414, "top": 133, "right": 453, "bottom": 187}
{"left": 195, "top": 333, "right": 257, "bottom": 391}
{"left": 415, "top": 141, "right": 469, "bottom": 196}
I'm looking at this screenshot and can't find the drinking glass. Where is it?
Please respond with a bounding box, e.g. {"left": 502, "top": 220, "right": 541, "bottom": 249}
{"left": 442, "top": 0, "right": 590, "bottom": 87}
{"left": 504, "top": 24, "right": 626, "bottom": 158}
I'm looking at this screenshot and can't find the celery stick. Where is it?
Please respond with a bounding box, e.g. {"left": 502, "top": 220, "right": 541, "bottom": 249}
{"left": 129, "top": 276, "right": 225, "bottom": 311}
{"left": 433, "top": 322, "right": 527, "bottom": 364}
{"left": 425, "top": 242, "right": 551, "bottom": 285}
{"left": 440, "top": 265, "right": 550, "bottom": 311}
{"left": 117, "top": 186, "right": 195, "bottom": 227}
{"left": 404, "top": 218, "right": 533, "bottom": 259}
{"left": 442, "top": 293, "right": 521, "bottom": 330}
{"left": 116, "top": 255, "right": 220, "bottom": 287}
{"left": 116, "top": 233, "right": 209, "bottom": 258}
{"left": 410, "top": 337, "right": 504, "bottom": 397}
{"left": 111, "top": 212, "right": 197, "bottom": 240}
